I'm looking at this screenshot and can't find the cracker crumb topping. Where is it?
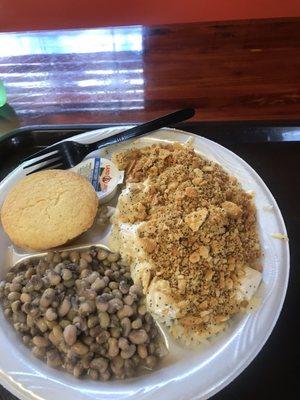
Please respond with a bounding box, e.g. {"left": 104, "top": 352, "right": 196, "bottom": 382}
{"left": 112, "top": 143, "right": 261, "bottom": 335}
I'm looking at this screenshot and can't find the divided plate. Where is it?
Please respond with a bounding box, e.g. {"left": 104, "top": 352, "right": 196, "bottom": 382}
{"left": 0, "top": 127, "right": 289, "bottom": 400}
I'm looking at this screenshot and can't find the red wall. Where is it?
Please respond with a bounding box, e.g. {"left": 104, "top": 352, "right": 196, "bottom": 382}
{"left": 0, "top": 0, "right": 300, "bottom": 31}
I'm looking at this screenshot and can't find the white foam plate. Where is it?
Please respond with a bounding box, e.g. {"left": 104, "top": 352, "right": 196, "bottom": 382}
{"left": 0, "top": 127, "right": 289, "bottom": 400}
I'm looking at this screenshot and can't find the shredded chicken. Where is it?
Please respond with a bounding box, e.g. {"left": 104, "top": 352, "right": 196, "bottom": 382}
{"left": 112, "top": 143, "right": 261, "bottom": 338}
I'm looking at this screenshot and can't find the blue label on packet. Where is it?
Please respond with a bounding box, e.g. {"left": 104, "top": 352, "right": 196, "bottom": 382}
{"left": 92, "top": 157, "right": 101, "bottom": 190}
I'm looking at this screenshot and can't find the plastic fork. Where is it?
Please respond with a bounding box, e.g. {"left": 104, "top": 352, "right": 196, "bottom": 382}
{"left": 22, "top": 108, "right": 195, "bottom": 174}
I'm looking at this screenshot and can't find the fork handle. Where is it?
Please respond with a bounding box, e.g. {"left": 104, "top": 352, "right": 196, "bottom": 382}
{"left": 88, "top": 108, "right": 195, "bottom": 151}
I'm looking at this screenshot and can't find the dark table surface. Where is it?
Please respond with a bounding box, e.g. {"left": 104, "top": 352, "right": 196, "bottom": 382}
{"left": 0, "top": 17, "right": 300, "bottom": 400}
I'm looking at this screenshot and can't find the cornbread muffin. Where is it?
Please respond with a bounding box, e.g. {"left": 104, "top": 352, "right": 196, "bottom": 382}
{"left": 1, "top": 170, "right": 98, "bottom": 250}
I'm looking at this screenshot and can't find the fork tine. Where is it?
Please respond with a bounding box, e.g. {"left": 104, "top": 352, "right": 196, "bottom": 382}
{"left": 23, "top": 152, "right": 61, "bottom": 169}
{"left": 26, "top": 160, "right": 64, "bottom": 175}
{"left": 22, "top": 145, "right": 59, "bottom": 163}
